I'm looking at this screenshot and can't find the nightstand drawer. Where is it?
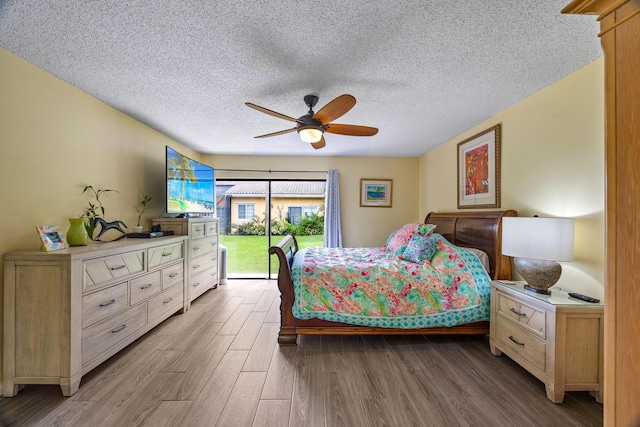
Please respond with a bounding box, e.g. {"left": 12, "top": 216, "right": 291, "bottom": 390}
{"left": 496, "top": 291, "right": 546, "bottom": 338}
{"left": 495, "top": 315, "right": 546, "bottom": 372}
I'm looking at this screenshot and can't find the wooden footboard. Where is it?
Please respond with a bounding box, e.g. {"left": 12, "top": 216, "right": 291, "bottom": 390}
{"left": 268, "top": 210, "right": 516, "bottom": 345}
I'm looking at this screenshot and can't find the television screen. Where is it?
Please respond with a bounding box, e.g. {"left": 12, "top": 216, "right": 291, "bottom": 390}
{"left": 166, "top": 146, "right": 215, "bottom": 215}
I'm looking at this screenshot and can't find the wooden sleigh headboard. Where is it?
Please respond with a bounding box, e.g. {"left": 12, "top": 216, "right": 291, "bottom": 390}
{"left": 425, "top": 210, "right": 517, "bottom": 280}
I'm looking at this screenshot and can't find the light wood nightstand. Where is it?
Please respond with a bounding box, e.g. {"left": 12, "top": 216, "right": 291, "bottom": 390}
{"left": 489, "top": 281, "right": 604, "bottom": 404}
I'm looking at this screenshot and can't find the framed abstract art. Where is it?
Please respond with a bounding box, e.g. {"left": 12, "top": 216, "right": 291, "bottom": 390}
{"left": 457, "top": 124, "right": 501, "bottom": 209}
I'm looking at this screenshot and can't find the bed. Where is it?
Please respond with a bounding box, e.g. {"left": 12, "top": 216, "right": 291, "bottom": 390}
{"left": 269, "top": 210, "right": 517, "bottom": 345}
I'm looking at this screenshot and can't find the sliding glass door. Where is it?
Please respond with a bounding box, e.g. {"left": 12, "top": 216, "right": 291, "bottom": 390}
{"left": 216, "top": 179, "right": 325, "bottom": 278}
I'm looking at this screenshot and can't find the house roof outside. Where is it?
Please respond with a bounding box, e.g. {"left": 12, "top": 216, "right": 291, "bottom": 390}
{"left": 218, "top": 181, "right": 325, "bottom": 198}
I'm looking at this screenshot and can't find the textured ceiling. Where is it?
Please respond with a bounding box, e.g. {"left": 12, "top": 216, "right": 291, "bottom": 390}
{"left": 0, "top": 1, "right": 602, "bottom": 157}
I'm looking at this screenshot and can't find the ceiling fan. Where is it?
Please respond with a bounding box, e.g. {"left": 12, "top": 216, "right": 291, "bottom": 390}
{"left": 245, "top": 94, "right": 378, "bottom": 149}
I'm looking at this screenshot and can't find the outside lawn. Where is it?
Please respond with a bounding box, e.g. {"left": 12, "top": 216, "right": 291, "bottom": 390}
{"left": 220, "top": 234, "right": 323, "bottom": 275}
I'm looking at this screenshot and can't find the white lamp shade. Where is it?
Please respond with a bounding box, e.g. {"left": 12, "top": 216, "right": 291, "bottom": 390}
{"left": 502, "top": 217, "right": 574, "bottom": 262}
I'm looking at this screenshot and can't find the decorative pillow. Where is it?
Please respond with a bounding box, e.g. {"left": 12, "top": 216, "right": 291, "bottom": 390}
{"left": 401, "top": 233, "right": 440, "bottom": 263}
{"left": 382, "top": 230, "right": 396, "bottom": 251}
{"left": 385, "top": 223, "right": 437, "bottom": 255}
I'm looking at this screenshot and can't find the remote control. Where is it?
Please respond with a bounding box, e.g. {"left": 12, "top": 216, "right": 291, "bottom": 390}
{"left": 568, "top": 292, "right": 600, "bottom": 303}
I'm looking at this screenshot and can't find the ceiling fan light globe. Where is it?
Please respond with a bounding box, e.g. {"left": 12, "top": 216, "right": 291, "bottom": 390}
{"left": 298, "top": 128, "right": 323, "bottom": 143}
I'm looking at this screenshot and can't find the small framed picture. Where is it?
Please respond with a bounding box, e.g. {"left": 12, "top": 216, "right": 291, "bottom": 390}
{"left": 457, "top": 124, "right": 501, "bottom": 209}
{"left": 360, "top": 179, "right": 392, "bottom": 207}
{"left": 36, "top": 225, "right": 68, "bottom": 251}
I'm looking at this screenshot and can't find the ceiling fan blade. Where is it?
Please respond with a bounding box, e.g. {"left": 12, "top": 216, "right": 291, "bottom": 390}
{"left": 246, "top": 102, "right": 304, "bottom": 124}
{"left": 324, "top": 123, "right": 378, "bottom": 136}
{"left": 313, "top": 94, "right": 356, "bottom": 124}
{"left": 310, "top": 136, "right": 326, "bottom": 150}
{"left": 254, "top": 128, "right": 297, "bottom": 138}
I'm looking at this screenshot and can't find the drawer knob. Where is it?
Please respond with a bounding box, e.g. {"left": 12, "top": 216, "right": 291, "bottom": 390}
{"left": 111, "top": 324, "right": 127, "bottom": 333}
{"left": 508, "top": 336, "right": 525, "bottom": 346}
{"left": 193, "top": 282, "right": 200, "bottom": 287}
{"left": 162, "top": 253, "right": 172, "bottom": 257}
{"left": 110, "top": 265, "right": 126, "bottom": 271}
{"left": 193, "top": 246, "right": 200, "bottom": 251}
{"left": 169, "top": 273, "right": 178, "bottom": 278}
{"left": 163, "top": 298, "right": 173, "bottom": 304}
{"left": 100, "top": 299, "right": 117, "bottom": 307}
{"left": 193, "top": 264, "right": 200, "bottom": 269}
{"left": 510, "top": 308, "right": 527, "bottom": 317}
{"left": 140, "top": 284, "right": 153, "bottom": 290}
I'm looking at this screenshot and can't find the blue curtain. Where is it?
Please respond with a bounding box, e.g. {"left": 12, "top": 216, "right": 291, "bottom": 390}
{"left": 324, "top": 169, "right": 342, "bottom": 248}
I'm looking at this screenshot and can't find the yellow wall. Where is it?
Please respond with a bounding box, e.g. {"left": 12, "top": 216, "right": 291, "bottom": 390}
{"left": 206, "top": 155, "right": 420, "bottom": 247}
{"left": 0, "top": 47, "right": 200, "bottom": 386}
{"left": 419, "top": 58, "right": 605, "bottom": 299}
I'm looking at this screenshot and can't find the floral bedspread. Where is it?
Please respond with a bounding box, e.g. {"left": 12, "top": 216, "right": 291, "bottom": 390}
{"left": 291, "top": 234, "right": 491, "bottom": 328}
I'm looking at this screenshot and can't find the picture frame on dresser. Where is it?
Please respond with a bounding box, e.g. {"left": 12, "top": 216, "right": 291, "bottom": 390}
{"left": 35, "top": 224, "right": 68, "bottom": 251}
{"left": 457, "top": 124, "right": 501, "bottom": 209}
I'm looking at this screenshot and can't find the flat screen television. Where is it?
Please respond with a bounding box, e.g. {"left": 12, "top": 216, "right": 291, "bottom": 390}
{"left": 166, "top": 146, "right": 215, "bottom": 216}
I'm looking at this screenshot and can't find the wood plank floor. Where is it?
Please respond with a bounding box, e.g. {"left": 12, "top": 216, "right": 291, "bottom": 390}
{"left": 0, "top": 280, "right": 603, "bottom": 426}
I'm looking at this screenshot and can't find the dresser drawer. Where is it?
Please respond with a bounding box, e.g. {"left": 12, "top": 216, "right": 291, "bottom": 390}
{"left": 495, "top": 315, "right": 546, "bottom": 372}
{"left": 148, "top": 284, "right": 183, "bottom": 323}
{"left": 82, "top": 282, "right": 129, "bottom": 328}
{"left": 205, "top": 221, "right": 218, "bottom": 236}
{"left": 148, "top": 242, "right": 183, "bottom": 268}
{"left": 84, "top": 250, "right": 144, "bottom": 292}
{"left": 130, "top": 271, "right": 162, "bottom": 305}
{"left": 162, "top": 263, "right": 183, "bottom": 289}
{"left": 191, "top": 267, "right": 217, "bottom": 298}
{"left": 190, "top": 235, "right": 217, "bottom": 258}
{"left": 496, "top": 291, "right": 546, "bottom": 338}
{"left": 82, "top": 303, "right": 147, "bottom": 364}
{"left": 191, "top": 222, "right": 207, "bottom": 238}
{"left": 190, "top": 251, "right": 217, "bottom": 275}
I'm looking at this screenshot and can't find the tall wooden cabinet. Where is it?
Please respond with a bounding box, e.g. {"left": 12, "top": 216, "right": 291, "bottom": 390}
{"left": 562, "top": 2, "right": 640, "bottom": 425}
{"left": 3, "top": 235, "right": 188, "bottom": 397}
{"left": 152, "top": 217, "right": 219, "bottom": 308}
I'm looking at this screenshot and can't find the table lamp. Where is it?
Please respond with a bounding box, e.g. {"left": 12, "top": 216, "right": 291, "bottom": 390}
{"left": 501, "top": 216, "right": 574, "bottom": 294}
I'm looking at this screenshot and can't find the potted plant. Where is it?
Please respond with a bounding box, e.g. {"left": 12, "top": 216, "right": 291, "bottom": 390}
{"left": 82, "top": 185, "right": 117, "bottom": 240}
{"left": 133, "top": 188, "right": 153, "bottom": 233}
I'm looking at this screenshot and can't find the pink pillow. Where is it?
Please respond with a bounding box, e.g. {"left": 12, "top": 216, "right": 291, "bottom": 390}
{"left": 385, "top": 223, "right": 436, "bottom": 255}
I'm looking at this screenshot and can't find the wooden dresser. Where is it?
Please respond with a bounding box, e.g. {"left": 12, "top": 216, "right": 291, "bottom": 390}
{"left": 152, "top": 217, "right": 219, "bottom": 308}
{"left": 2, "top": 235, "right": 187, "bottom": 397}
{"left": 490, "top": 281, "right": 604, "bottom": 404}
